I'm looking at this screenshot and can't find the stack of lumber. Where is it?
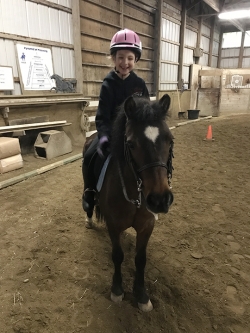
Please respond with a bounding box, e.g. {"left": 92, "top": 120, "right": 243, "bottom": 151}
{"left": 0, "top": 137, "right": 23, "bottom": 174}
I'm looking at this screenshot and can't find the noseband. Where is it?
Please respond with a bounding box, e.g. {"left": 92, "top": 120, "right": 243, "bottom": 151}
{"left": 118, "top": 134, "right": 174, "bottom": 208}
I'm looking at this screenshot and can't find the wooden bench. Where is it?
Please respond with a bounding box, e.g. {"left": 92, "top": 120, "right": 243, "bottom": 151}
{"left": 0, "top": 94, "right": 90, "bottom": 136}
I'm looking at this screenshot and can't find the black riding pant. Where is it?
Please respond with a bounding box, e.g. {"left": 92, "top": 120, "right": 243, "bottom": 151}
{"left": 82, "top": 136, "right": 106, "bottom": 189}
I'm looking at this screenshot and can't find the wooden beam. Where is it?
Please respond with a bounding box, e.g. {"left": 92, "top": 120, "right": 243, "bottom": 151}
{"left": 153, "top": 0, "right": 163, "bottom": 95}
{"left": 217, "top": 30, "right": 223, "bottom": 68}
{"left": 229, "top": 19, "right": 246, "bottom": 32}
{"left": 0, "top": 32, "right": 73, "bottom": 50}
{"left": 187, "top": 0, "right": 202, "bottom": 11}
{"left": 178, "top": 0, "right": 186, "bottom": 89}
{"left": 199, "top": 69, "right": 222, "bottom": 76}
{"left": 120, "top": 0, "right": 124, "bottom": 29}
{"left": 195, "top": 2, "right": 203, "bottom": 65}
{"left": 26, "top": 0, "right": 72, "bottom": 13}
{"left": 72, "top": 0, "right": 83, "bottom": 94}
{"left": 238, "top": 31, "right": 245, "bottom": 68}
{"left": 0, "top": 121, "right": 71, "bottom": 135}
{"left": 208, "top": 16, "right": 216, "bottom": 67}
{"left": 202, "top": 0, "right": 220, "bottom": 12}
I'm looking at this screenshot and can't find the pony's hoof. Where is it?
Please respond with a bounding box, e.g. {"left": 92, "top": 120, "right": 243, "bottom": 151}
{"left": 111, "top": 292, "right": 124, "bottom": 303}
{"left": 138, "top": 299, "right": 153, "bottom": 312}
{"left": 85, "top": 222, "right": 93, "bottom": 229}
{"left": 85, "top": 218, "right": 93, "bottom": 229}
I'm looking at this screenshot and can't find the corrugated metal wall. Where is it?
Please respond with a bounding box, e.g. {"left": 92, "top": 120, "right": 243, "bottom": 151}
{"left": 220, "top": 32, "right": 250, "bottom": 69}
{"left": 160, "top": 2, "right": 181, "bottom": 90}
{"left": 221, "top": 47, "right": 250, "bottom": 68}
{"left": 160, "top": 1, "right": 220, "bottom": 90}
{"left": 80, "top": 0, "right": 156, "bottom": 98}
{"left": 243, "top": 48, "right": 250, "bottom": 67}
{"left": 0, "top": 0, "right": 74, "bottom": 95}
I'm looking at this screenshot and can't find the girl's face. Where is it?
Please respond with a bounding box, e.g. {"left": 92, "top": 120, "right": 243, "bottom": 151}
{"left": 113, "top": 50, "right": 136, "bottom": 77}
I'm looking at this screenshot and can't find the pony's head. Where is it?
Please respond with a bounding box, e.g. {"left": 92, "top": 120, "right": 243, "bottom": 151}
{"left": 112, "top": 94, "right": 174, "bottom": 214}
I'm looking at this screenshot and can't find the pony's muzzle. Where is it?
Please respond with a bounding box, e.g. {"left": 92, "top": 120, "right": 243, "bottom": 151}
{"left": 146, "top": 190, "right": 174, "bottom": 213}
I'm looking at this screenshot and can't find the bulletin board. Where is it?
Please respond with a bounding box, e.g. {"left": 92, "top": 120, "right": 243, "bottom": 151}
{"left": 0, "top": 66, "right": 14, "bottom": 91}
{"left": 16, "top": 43, "right": 55, "bottom": 91}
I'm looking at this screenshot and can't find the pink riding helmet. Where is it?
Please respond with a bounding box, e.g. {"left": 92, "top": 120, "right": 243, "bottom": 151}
{"left": 110, "top": 29, "right": 142, "bottom": 61}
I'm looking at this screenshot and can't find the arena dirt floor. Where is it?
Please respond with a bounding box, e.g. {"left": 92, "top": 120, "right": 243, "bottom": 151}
{"left": 1, "top": 113, "right": 250, "bottom": 333}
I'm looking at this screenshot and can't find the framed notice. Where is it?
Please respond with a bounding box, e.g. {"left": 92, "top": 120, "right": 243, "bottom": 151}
{"left": 16, "top": 43, "right": 54, "bottom": 91}
{"left": 0, "top": 66, "right": 14, "bottom": 91}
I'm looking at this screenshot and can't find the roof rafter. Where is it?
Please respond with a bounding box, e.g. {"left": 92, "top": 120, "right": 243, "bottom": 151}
{"left": 202, "top": 0, "right": 221, "bottom": 12}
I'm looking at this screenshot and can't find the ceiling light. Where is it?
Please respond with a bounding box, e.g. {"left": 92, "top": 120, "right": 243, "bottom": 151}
{"left": 218, "top": 10, "right": 250, "bottom": 20}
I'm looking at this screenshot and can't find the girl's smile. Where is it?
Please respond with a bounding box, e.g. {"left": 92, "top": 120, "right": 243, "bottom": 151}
{"left": 113, "top": 50, "right": 136, "bottom": 78}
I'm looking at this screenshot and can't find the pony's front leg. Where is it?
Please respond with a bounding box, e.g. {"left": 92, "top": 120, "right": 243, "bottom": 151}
{"left": 133, "top": 226, "right": 154, "bottom": 312}
{"left": 109, "top": 231, "right": 124, "bottom": 303}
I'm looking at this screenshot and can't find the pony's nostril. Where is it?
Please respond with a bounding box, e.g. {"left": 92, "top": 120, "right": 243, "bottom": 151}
{"left": 146, "top": 192, "right": 173, "bottom": 213}
{"left": 147, "top": 193, "right": 160, "bottom": 208}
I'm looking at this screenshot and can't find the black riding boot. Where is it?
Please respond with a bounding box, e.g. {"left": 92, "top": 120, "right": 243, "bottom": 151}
{"left": 82, "top": 163, "right": 96, "bottom": 213}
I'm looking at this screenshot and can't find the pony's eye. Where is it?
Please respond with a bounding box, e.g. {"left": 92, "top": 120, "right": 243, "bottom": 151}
{"left": 127, "top": 140, "right": 135, "bottom": 149}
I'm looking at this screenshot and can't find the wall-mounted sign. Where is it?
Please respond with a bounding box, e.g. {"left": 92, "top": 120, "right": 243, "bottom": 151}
{"left": 0, "top": 66, "right": 14, "bottom": 91}
{"left": 16, "top": 43, "right": 54, "bottom": 91}
{"left": 225, "top": 74, "right": 250, "bottom": 89}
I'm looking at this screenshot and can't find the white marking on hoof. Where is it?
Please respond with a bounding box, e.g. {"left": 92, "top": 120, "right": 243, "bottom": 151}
{"left": 111, "top": 292, "right": 124, "bottom": 303}
{"left": 144, "top": 126, "right": 159, "bottom": 143}
{"left": 138, "top": 299, "right": 153, "bottom": 312}
{"left": 85, "top": 217, "right": 93, "bottom": 229}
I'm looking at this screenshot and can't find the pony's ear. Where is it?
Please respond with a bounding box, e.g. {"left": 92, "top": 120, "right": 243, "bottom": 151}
{"left": 159, "top": 94, "right": 171, "bottom": 112}
{"left": 124, "top": 96, "right": 136, "bottom": 119}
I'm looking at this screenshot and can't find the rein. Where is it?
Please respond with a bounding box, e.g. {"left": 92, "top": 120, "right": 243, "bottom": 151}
{"left": 118, "top": 135, "right": 174, "bottom": 208}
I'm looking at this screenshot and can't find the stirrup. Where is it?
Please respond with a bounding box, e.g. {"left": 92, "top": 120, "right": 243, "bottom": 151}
{"left": 84, "top": 188, "right": 96, "bottom": 194}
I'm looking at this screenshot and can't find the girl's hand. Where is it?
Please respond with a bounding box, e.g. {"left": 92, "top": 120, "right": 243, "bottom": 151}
{"left": 97, "top": 136, "right": 110, "bottom": 158}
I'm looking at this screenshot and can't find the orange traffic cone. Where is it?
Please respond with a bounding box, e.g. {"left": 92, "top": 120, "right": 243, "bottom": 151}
{"left": 204, "top": 125, "right": 214, "bottom": 141}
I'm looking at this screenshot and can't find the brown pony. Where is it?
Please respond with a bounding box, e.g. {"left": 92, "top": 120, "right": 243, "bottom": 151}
{"left": 83, "top": 94, "right": 174, "bottom": 312}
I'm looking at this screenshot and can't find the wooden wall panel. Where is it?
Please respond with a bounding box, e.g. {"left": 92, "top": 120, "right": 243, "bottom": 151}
{"left": 80, "top": 1, "right": 120, "bottom": 26}
{"left": 220, "top": 90, "right": 250, "bottom": 114}
{"left": 124, "top": 4, "right": 154, "bottom": 26}
{"left": 82, "top": 66, "right": 111, "bottom": 82}
{"left": 124, "top": 17, "right": 154, "bottom": 40}
{"left": 82, "top": 52, "right": 111, "bottom": 66}
{"left": 87, "top": 0, "right": 120, "bottom": 11}
{"left": 80, "top": 0, "right": 156, "bottom": 98}
{"left": 80, "top": 18, "right": 116, "bottom": 39}
{"left": 197, "top": 90, "right": 220, "bottom": 116}
{"left": 81, "top": 35, "right": 109, "bottom": 54}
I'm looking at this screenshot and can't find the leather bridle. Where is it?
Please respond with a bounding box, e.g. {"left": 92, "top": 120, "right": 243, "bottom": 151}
{"left": 118, "top": 134, "right": 174, "bottom": 208}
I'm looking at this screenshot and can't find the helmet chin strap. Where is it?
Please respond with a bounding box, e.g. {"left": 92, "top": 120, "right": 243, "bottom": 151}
{"left": 114, "top": 67, "right": 131, "bottom": 80}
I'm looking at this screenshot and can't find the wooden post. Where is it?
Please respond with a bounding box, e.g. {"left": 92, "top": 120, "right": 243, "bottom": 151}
{"left": 195, "top": 2, "right": 203, "bottom": 65}
{"left": 208, "top": 17, "right": 216, "bottom": 67}
{"left": 217, "top": 29, "right": 223, "bottom": 68}
{"left": 154, "top": 0, "right": 163, "bottom": 97}
{"left": 238, "top": 31, "right": 245, "bottom": 68}
{"left": 120, "top": 0, "right": 124, "bottom": 29}
{"left": 178, "top": 0, "right": 186, "bottom": 89}
{"left": 72, "top": 0, "right": 84, "bottom": 94}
